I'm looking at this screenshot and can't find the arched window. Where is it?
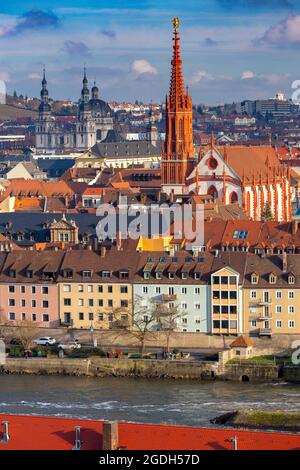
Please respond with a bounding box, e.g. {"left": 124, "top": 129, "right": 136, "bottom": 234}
{"left": 230, "top": 191, "right": 238, "bottom": 204}
{"left": 207, "top": 185, "right": 218, "bottom": 199}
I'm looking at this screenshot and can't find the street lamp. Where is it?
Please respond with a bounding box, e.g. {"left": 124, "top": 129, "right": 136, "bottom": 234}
{"left": 90, "top": 322, "right": 97, "bottom": 347}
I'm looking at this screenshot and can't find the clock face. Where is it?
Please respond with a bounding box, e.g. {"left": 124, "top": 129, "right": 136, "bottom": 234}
{"left": 208, "top": 157, "right": 218, "bottom": 170}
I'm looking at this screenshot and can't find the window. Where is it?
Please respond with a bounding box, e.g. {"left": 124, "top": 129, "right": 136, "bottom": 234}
{"left": 21, "top": 299, "right": 26, "bottom": 307}
{"left": 108, "top": 286, "right": 113, "bottom": 293}
{"left": 98, "top": 314, "right": 103, "bottom": 321}
{"left": 289, "top": 306, "right": 295, "bottom": 314}
{"left": 288, "top": 275, "right": 295, "bottom": 285}
{"left": 88, "top": 299, "right": 94, "bottom": 307}
{"left": 168, "top": 272, "right": 175, "bottom": 280}
{"left": 276, "top": 320, "right": 282, "bottom": 328}
{"left": 8, "top": 286, "right": 15, "bottom": 293}
{"left": 120, "top": 286, "right": 128, "bottom": 294}
{"left": 156, "top": 272, "right": 162, "bottom": 280}
{"left": 32, "top": 286, "right": 36, "bottom": 295}
{"left": 182, "top": 272, "right": 188, "bottom": 280}
{"left": 144, "top": 272, "right": 150, "bottom": 280}
{"left": 87, "top": 285, "right": 93, "bottom": 293}
{"left": 88, "top": 313, "right": 94, "bottom": 321}
{"left": 181, "top": 302, "right": 188, "bottom": 310}
{"left": 78, "top": 285, "right": 84, "bottom": 292}
{"left": 9, "top": 299, "right": 15, "bottom": 307}
{"left": 9, "top": 312, "right": 16, "bottom": 320}
{"left": 98, "top": 299, "right": 103, "bottom": 307}
{"left": 288, "top": 291, "right": 295, "bottom": 299}
{"left": 155, "top": 287, "right": 161, "bottom": 294}
{"left": 182, "top": 318, "right": 188, "bottom": 324}
{"left": 276, "top": 305, "right": 282, "bottom": 314}
{"left": 289, "top": 320, "right": 295, "bottom": 328}
{"left": 102, "top": 271, "right": 111, "bottom": 278}
{"left": 82, "top": 270, "right": 92, "bottom": 278}
{"left": 119, "top": 271, "right": 129, "bottom": 279}
{"left": 143, "top": 286, "right": 148, "bottom": 294}
{"left": 108, "top": 300, "right": 113, "bottom": 307}
{"left": 98, "top": 285, "right": 103, "bottom": 293}
{"left": 79, "top": 312, "right": 84, "bottom": 321}
{"left": 21, "top": 286, "right": 25, "bottom": 294}
{"left": 195, "top": 303, "right": 201, "bottom": 310}
{"left": 269, "top": 274, "right": 277, "bottom": 284}
{"left": 32, "top": 314, "right": 37, "bottom": 322}
{"left": 42, "top": 287, "right": 49, "bottom": 295}
{"left": 251, "top": 291, "right": 257, "bottom": 299}
{"left": 276, "top": 291, "right": 282, "bottom": 299}
{"left": 251, "top": 320, "right": 257, "bottom": 327}
{"left": 21, "top": 313, "right": 26, "bottom": 321}
{"left": 195, "top": 288, "right": 201, "bottom": 295}
{"left": 121, "top": 300, "right": 128, "bottom": 308}
{"left": 42, "top": 301, "right": 49, "bottom": 309}
{"left": 78, "top": 299, "right": 84, "bottom": 307}
{"left": 251, "top": 274, "right": 258, "bottom": 285}
{"left": 230, "top": 291, "right": 237, "bottom": 300}
{"left": 233, "top": 230, "right": 248, "bottom": 240}
{"left": 181, "top": 288, "right": 187, "bottom": 295}
{"left": 64, "top": 299, "right": 71, "bottom": 306}
{"left": 169, "top": 287, "right": 174, "bottom": 295}
{"left": 212, "top": 276, "right": 220, "bottom": 284}
{"left": 42, "top": 314, "right": 49, "bottom": 322}
{"left": 63, "top": 285, "right": 71, "bottom": 292}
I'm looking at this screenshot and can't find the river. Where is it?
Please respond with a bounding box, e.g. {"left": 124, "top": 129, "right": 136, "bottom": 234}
{"left": 0, "top": 376, "right": 299, "bottom": 427}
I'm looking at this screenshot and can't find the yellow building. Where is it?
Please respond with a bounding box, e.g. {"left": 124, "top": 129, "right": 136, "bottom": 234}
{"left": 57, "top": 248, "right": 138, "bottom": 330}
{"left": 211, "top": 266, "right": 243, "bottom": 336}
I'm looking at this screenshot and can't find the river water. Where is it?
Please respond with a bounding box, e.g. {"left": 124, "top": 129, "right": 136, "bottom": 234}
{"left": 0, "top": 376, "right": 299, "bottom": 427}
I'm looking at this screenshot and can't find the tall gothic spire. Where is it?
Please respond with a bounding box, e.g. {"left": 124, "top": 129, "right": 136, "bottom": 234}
{"left": 81, "top": 65, "right": 90, "bottom": 104}
{"left": 39, "top": 66, "right": 50, "bottom": 114}
{"left": 169, "top": 16, "right": 185, "bottom": 109}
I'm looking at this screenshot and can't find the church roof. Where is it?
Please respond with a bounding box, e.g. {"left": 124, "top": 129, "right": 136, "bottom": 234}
{"left": 89, "top": 99, "right": 113, "bottom": 117}
{"left": 91, "top": 140, "right": 162, "bottom": 159}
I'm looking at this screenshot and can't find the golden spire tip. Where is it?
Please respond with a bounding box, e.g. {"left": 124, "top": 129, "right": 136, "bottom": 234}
{"left": 173, "top": 17, "right": 179, "bottom": 33}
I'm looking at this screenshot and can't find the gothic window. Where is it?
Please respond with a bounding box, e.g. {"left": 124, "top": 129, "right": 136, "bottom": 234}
{"left": 207, "top": 185, "right": 218, "bottom": 199}
{"left": 230, "top": 191, "right": 238, "bottom": 204}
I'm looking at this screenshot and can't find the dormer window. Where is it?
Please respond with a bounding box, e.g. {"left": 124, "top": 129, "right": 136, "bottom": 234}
{"left": 194, "top": 273, "right": 201, "bottom": 280}
{"left": 9, "top": 269, "right": 16, "bottom": 278}
{"left": 269, "top": 273, "right": 277, "bottom": 284}
{"left": 82, "top": 270, "right": 92, "bottom": 278}
{"left": 26, "top": 270, "right": 33, "bottom": 279}
{"left": 156, "top": 272, "right": 162, "bottom": 280}
{"left": 102, "top": 271, "right": 111, "bottom": 278}
{"left": 119, "top": 271, "right": 129, "bottom": 279}
{"left": 168, "top": 272, "right": 175, "bottom": 280}
{"left": 64, "top": 269, "right": 73, "bottom": 279}
{"left": 144, "top": 271, "right": 150, "bottom": 280}
{"left": 288, "top": 274, "right": 295, "bottom": 285}
{"left": 182, "top": 272, "right": 188, "bottom": 280}
{"left": 251, "top": 273, "right": 259, "bottom": 285}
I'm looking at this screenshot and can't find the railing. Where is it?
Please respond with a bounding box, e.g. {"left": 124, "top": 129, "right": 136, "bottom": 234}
{"left": 258, "top": 328, "right": 272, "bottom": 337}
{"left": 60, "top": 319, "right": 74, "bottom": 327}
{"left": 249, "top": 299, "right": 272, "bottom": 306}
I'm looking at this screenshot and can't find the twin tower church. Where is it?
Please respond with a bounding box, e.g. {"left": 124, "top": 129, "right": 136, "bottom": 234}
{"left": 35, "top": 17, "right": 291, "bottom": 222}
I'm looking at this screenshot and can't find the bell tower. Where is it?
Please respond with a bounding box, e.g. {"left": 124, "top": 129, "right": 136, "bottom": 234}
{"left": 162, "top": 17, "right": 194, "bottom": 194}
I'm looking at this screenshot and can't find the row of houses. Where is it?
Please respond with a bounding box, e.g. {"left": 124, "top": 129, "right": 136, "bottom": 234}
{"left": 0, "top": 244, "right": 299, "bottom": 337}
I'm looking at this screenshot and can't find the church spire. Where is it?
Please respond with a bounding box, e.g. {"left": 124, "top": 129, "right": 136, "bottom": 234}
{"left": 39, "top": 65, "right": 50, "bottom": 114}
{"left": 169, "top": 16, "right": 184, "bottom": 109}
{"left": 81, "top": 65, "right": 89, "bottom": 103}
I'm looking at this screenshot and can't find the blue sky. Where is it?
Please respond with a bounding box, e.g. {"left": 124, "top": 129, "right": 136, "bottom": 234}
{"left": 1, "top": 0, "right": 300, "bottom": 104}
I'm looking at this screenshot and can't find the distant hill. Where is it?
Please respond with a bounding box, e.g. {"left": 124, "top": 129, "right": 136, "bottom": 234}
{"left": 0, "top": 104, "right": 38, "bottom": 120}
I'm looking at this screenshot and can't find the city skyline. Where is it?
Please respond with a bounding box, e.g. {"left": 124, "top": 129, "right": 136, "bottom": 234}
{"left": 1, "top": 1, "right": 300, "bottom": 104}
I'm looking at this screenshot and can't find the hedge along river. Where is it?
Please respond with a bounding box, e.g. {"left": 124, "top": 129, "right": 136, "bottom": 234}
{"left": 0, "top": 375, "right": 300, "bottom": 427}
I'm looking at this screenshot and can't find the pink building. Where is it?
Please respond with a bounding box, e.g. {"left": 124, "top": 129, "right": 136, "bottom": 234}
{"left": 0, "top": 252, "right": 63, "bottom": 328}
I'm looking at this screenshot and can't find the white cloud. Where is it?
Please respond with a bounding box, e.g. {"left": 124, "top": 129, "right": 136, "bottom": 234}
{"left": 28, "top": 73, "right": 41, "bottom": 80}
{"left": 131, "top": 59, "right": 158, "bottom": 76}
{"left": 258, "top": 15, "right": 300, "bottom": 46}
{"left": 241, "top": 71, "right": 255, "bottom": 80}
{"left": 190, "top": 71, "right": 214, "bottom": 84}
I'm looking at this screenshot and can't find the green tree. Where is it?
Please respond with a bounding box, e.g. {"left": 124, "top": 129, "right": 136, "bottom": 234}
{"left": 262, "top": 202, "right": 275, "bottom": 221}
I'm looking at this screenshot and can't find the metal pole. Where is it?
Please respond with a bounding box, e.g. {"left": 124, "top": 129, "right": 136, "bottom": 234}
{"left": 232, "top": 436, "right": 238, "bottom": 450}
{"left": 72, "top": 426, "right": 81, "bottom": 450}
{"left": 1, "top": 421, "right": 10, "bottom": 443}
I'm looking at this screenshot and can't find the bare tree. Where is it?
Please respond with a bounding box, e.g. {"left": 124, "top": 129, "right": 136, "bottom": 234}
{"left": 111, "top": 296, "right": 158, "bottom": 353}
{"left": 155, "top": 302, "right": 184, "bottom": 352}
{"left": 12, "top": 320, "right": 40, "bottom": 350}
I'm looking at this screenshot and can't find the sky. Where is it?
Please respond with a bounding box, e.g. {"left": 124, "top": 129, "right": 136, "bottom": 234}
{"left": 1, "top": 1, "right": 300, "bottom": 105}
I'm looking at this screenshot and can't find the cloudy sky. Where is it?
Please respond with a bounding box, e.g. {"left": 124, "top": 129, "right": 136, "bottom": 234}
{"left": 1, "top": 0, "right": 300, "bottom": 104}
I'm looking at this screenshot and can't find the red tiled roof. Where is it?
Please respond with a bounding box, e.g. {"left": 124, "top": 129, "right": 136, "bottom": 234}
{"left": 0, "top": 415, "right": 299, "bottom": 450}
{"left": 230, "top": 335, "right": 254, "bottom": 348}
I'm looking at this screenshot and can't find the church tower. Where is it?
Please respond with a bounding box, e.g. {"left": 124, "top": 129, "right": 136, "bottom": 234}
{"left": 76, "top": 67, "right": 96, "bottom": 149}
{"left": 162, "top": 17, "right": 194, "bottom": 194}
{"left": 36, "top": 68, "right": 54, "bottom": 151}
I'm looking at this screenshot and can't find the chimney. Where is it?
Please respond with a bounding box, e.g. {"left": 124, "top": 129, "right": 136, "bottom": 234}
{"left": 101, "top": 246, "right": 106, "bottom": 258}
{"left": 102, "top": 422, "right": 119, "bottom": 451}
{"left": 116, "top": 233, "right": 122, "bottom": 251}
{"left": 282, "top": 251, "right": 288, "bottom": 273}
{"left": 92, "top": 238, "right": 98, "bottom": 252}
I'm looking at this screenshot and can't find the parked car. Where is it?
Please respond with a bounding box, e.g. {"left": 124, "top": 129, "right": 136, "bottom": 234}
{"left": 34, "top": 337, "right": 56, "bottom": 346}
{"left": 57, "top": 341, "right": 81, "bottom": 351}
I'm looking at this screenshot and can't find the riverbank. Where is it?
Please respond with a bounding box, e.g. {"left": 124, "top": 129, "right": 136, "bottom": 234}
{"left": 211, "top": 410, "right": 300, "bottom": 432}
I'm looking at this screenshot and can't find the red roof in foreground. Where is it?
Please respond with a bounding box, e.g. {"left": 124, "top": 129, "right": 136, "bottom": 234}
{"left": 0, "top": 414, "right": 299, "bottom": 450}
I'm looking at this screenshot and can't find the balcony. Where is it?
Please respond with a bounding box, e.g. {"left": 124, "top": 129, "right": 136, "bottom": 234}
{"left": 258, "top": 328, "right": 272, "bottom": 337}
{"left": 249, "top": 299, "right": 272, "bottom": 307}
{"left": 60, "top": 319, "right": 74, "bottom": 327}
{"left": 159, "top": 294, "right": 177, "bottom": 302}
